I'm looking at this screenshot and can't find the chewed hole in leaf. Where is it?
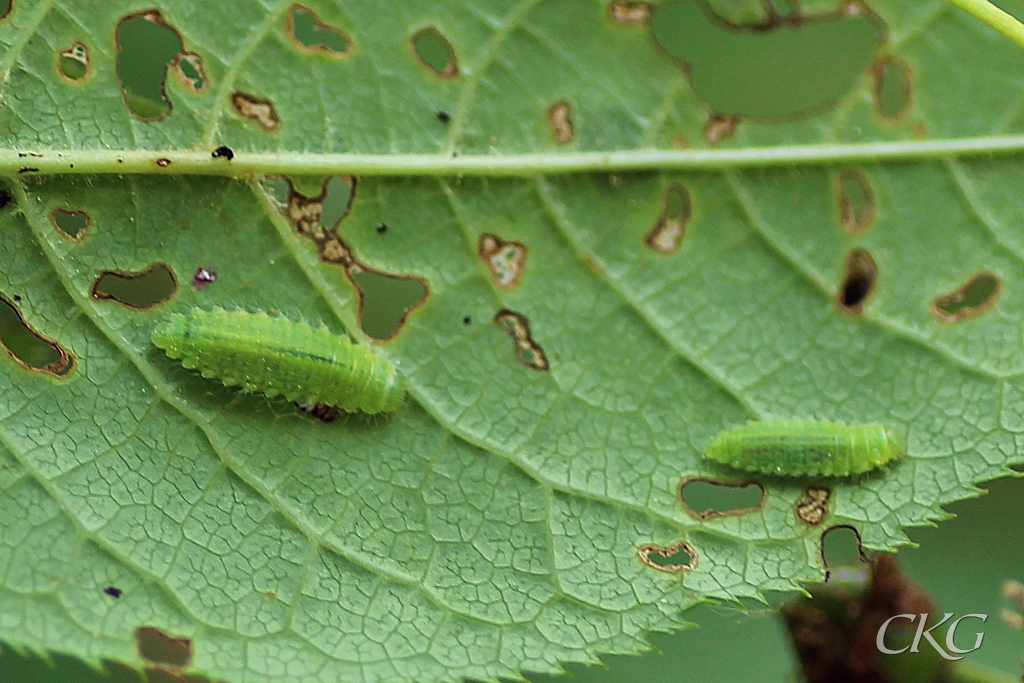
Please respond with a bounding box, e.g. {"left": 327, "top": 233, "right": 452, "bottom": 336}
{"left": 349, "top": 268, "right": 429, "bottom": 341}
{"left": 91, "top": 264, "right": 176, "bottom": 309}
{"left": 494, "top": 309, "right": 549, "bottom": 371}
{"left": 411, "top": 27, "right": 458, "bottom": 78}
{"left": 837, "top": 169, "right": 875, "bottom": 234}
{"left": 796, "top": 486, "right": 831, "bottom": 526}
{"left": 548, "top": 100, "right": 574, "bottom": 144}
{"left": 608, "top": 1, "right": 651, "bottom": 25}
{"left": 289, "top": 5, "right": 351, "bottom": 57}
{"left": 838, "top": 249, "right": 876, "bottom": 314}
{"left": 932, "top": 272, "right": 1000, "bottom": 323}
{"left": 115, "top": 11, "right": 183, "bottom": 121}
{"left": 821, "top": 525, "right": 867, "bottom": 576}
{"left": 51, "top": 208, "right": 90, "bottom": 240}
{"left": 261, "top": 175, "right": 427, "bottom": 340}
{"left": 638, "top": 541, "right": 696, "bottom": 572}
{"left": 232, "top": 92, "right": 280, "bottom": 131}
{"left": 645, "top": 184, "right": 692, "bottom": 254}
{"left": 58, "top": 42, "right": 89, "bottom": 82}
{"left": 172, "top": 52, "right": 207, "bottom": 91}
{"left": 478, "top": 233, "right": 527, "bottom": 289}
{"left": 0, "top": 296, "right": 73, "bottom": 376}
{"left": 650, "top": 0, "right": 884, "bottom": 119}
{"left": 872, "top": 55, "right": 912, "bottom": 122}
{"left": 135, "top": 627, "right": 191, "bottom": 668}
{"left": 679, "top": 478, "right": 765, "bottom": 520}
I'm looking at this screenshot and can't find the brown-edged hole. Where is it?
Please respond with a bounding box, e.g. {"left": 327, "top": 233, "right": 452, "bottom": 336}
{"left": 411, "top": 27, "right": 458, "bottom": 78}
{"left": 873, "top": 55, "right": 912, "bottom": 122}
{"left": 638, "top": 541, "right": 696, "bottom": 572}
{"left": 0, "top": 296, "right": 73, "bottom": 376}
{"left": 932, "top": 272, "right": 1000, "bottom": 323}
{"left": 680, "top": 478, "right": 765, "bottom": 520}
{"left": 838, "top": 249, "right": 876, "bottom": 313}
{"left": 92, "top": 264, "right": 176, "bottom": 309}
{"left": 51, "top": 208, "right": 90, "bottom": 240}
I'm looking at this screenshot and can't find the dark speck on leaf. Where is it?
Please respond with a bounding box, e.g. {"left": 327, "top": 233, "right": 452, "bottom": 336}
{"left": 463, "top": 316, "right": 471, "bottom": 324}
{"left": 436, "top": 110, "right": 451, "bottom": 124}
{"left": 212, "top": 146, "right": 235, "bottom": 160}
{"left": 376, "top": 223, "right": 388, "bottom": 234}
{"left": 13, "top": 295, "right": 22, "bottom": 302}
{"left": 17, "top": 167, "right": 39, "bottom": 174}
{"left": 103, "top": 586, "right": 123, "bottom": 598}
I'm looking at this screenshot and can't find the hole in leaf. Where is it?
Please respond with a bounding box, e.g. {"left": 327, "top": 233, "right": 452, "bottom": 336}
{"left": 92, "top": 264, "right": 176, "bottom": 309}
{"left": 115, "top": 11, "right": 184, "bottom": 121}
{"left": 494, "top": 309, "right": 549, "bottom": 371}
{"left": 548, "top": 100, "right": 574, "bottom": 144}
{"left": 0, "top": 295, "right": 73, "bottom": 376}
{"left": 638, "top": 541, "right": 696, "bottom": 572}
{"left": 679, "top": 477, "right": 765, "bottom": 520}
{"left": 262, "top": 175, "right": 428, "bottom": 340}
{"left": 411, "top": 27, "right": 458, "bottom": 78}
{"left": 350, "top": 268, "right": 429, "bottom": 341}
{"left": 191, "top": 267, "right": 217, "bottom": 290}
{"left": 837, "top": 169, "right": 875, "bottom": 234}
{"left": 932, "top": 272, "right": 1000, "bottom": 323}
{"left": 645, "top": 183, "right": 692, "bottom": 254}
{"left": 232, "top": 92, "right": 280, "bottom": 131}
{"left": 58, "top": 42, "right": 89, "bottom": 82}
{"left": 478, "top": 233, "right": 527, "bottom": 289}
{"left": 651, "top": 0, "right": 884, "bottom": 119}
{"left": 872, "top": 55, "right": 911, "bottom": 122}
{"left": 172, "top": 52, "right": 207, "bottom": 91}
{"left": 796, "top": 486, "right": 831, "bottom": 526}
{"left": 821, "top": 525, "right": 867, "bottom": 578}
{"left": 51, "top": 208, "right": 90, "bottom": 240}
{"left": 837, "top": 249, "right": 876, "bottom": 314}
{"left": 288, "top": 5, "right": 351, "bottom": 57}
{"left": 135, "top": 626, "right": 191, "bottom": 668}
{"left": 608, "top": 1, "right": 652, "bottom": 25}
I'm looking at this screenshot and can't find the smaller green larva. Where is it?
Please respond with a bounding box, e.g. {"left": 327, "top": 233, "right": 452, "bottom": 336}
{"left": 152, "top": 309, "right": 404, "bottom": 414}
{"left": 704, "top": 420, "right": 903, "bottom": 477}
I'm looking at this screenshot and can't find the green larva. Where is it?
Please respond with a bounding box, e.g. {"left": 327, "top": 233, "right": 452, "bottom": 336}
{"left": 704, "top": 420, "right": 903, "bottom": 477}
{"left": 152, "top": 309, "right": 405, "bottom": 414}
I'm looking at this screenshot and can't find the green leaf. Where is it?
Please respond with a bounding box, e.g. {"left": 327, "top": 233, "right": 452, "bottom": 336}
{"left": 1, "top": 1, "right": 1023, "bottom": 682}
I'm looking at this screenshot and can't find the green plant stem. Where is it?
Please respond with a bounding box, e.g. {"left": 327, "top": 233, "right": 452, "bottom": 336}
{"left": 945, "top": 0, "right": 1024, "bottom": 51}
{"left": 949, "top": 659, "right": 1021, "bottom": 683}
{"left": 6, "top": 134, "right": 1024, "bottom": 178}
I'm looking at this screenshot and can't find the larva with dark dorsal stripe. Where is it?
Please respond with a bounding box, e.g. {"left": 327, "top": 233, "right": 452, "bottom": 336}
{"left": 704, "top": 420, "right": 903, "bottom": 477}
{"left": 152, "top": 309, "right": 405, "bottom": 414}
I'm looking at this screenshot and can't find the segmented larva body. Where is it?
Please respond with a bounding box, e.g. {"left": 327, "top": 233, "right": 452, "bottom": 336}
{"left": 704, "top": 420, "right": 903, "bottom": 477}
{"left": 152, "top": 309, "right": 404, "bottom": 414}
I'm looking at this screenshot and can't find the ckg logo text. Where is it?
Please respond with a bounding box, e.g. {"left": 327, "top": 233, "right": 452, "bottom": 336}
{"left": 876, "top": 613, "right": 988, "bottom": 661}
